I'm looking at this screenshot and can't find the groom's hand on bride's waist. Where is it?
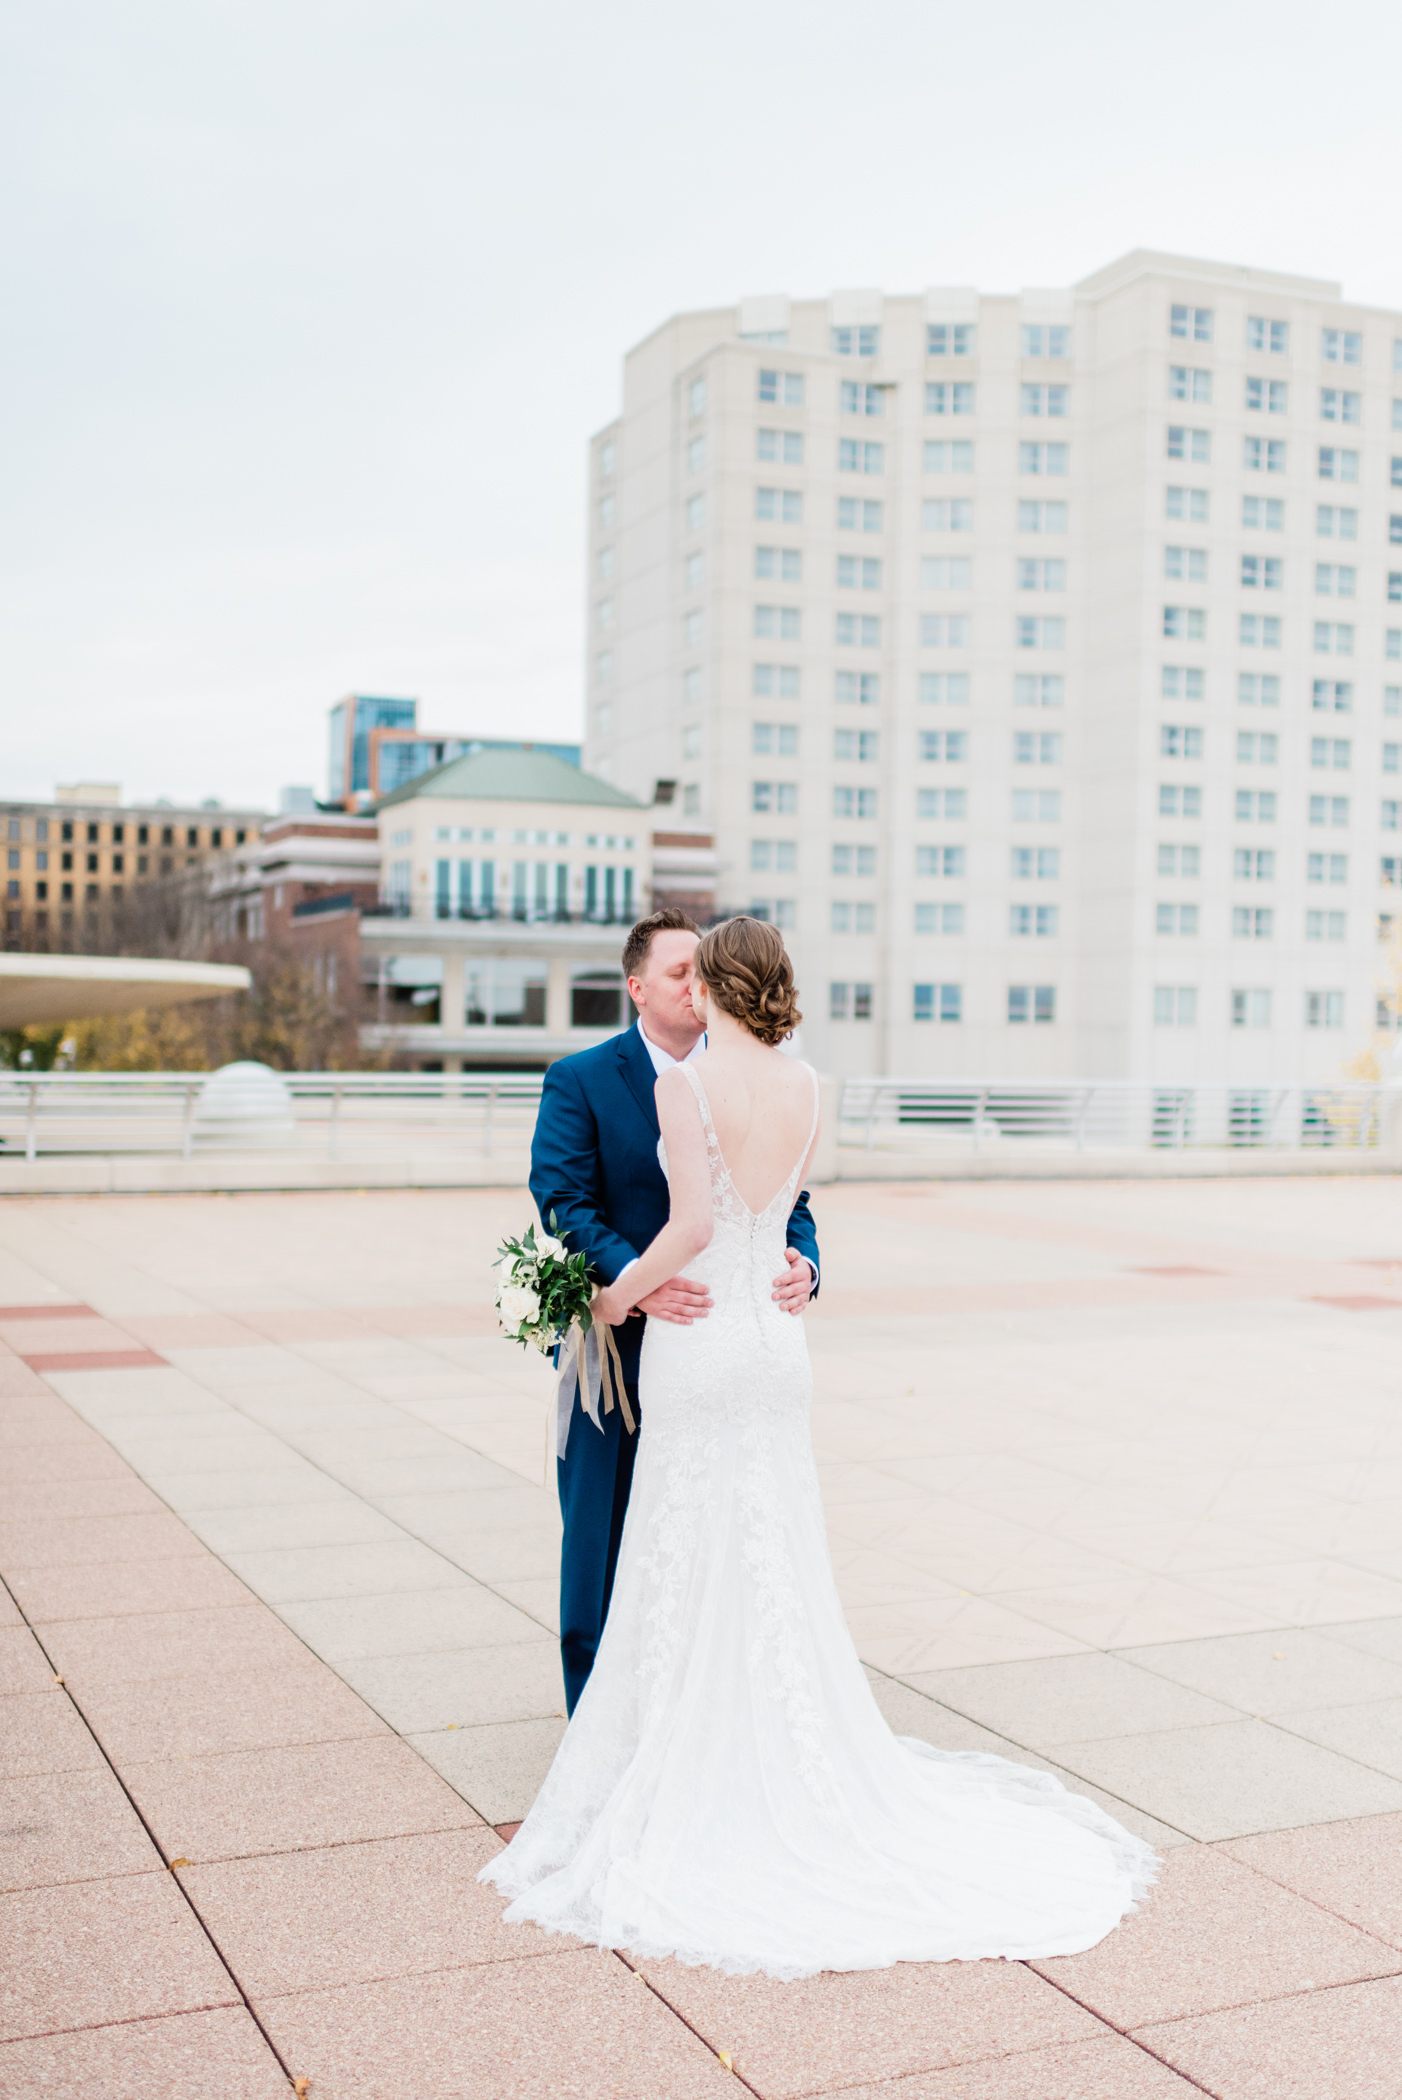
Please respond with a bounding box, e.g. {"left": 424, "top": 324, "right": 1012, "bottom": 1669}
{"left": 634, "top": 1279, "right": 713, "bottom": 1324}
{"left": 772, "top": 1248, "right": 816, "bottom": 1316}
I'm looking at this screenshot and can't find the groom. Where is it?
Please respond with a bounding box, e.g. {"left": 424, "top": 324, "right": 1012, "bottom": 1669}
{"left": 530, "top": 907, "right": 822, "bottom": 1714}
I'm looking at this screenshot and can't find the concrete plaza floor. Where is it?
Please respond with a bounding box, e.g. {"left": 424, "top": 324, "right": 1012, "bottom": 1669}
{"left": 2, "top": 1176, "right": 1402, "bottom": 2096}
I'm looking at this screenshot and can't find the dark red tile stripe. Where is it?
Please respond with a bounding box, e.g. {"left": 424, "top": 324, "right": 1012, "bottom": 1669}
{"left": 494, "top": 1821, "right": 523, "bottom": 1843}
{"left": 21, "top": 1349, "right": 167, "bottom": 1372}
{"left": 0, "top": 1304, "right": 99, "bottom": 1321}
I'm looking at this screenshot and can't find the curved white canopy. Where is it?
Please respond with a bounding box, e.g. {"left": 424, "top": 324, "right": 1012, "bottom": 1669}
{"left": 0, "top": 954, "right": 251, "bottom": 1028}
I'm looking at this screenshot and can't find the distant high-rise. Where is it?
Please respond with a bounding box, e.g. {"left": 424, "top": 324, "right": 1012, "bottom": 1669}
{"left": 328, "top": 696, "right": 581, "bottom": 808}
{"left": 585, "top": 251, "right": 1402, "bottom": 1080}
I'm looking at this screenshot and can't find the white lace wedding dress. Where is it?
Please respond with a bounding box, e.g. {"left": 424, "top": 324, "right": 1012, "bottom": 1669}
{"left": 481, "top": 1063, "right": 1157, "bottom": 1977}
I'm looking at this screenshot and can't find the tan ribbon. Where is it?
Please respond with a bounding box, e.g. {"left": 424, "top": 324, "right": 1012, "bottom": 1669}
{"left": 552, "top": 1299, "right": 635, "bottom": 1462}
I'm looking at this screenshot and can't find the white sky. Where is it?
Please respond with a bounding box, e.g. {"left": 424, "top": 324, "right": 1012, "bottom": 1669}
{"left": 4, "top": 0, "right": 1402, "bottom": 808}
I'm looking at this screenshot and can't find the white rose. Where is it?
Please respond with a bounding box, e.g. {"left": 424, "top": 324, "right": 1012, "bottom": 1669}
{"left": 498, "top": 1284, "right": 540, "bottom": 1328}
{"left": 535, "top": 1234, "right": 567, "bottom": 1263}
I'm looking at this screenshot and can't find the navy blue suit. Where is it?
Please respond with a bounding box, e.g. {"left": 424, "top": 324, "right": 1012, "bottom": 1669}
{"left": 529, "top": 1021, "right": 821, "bottom": 1713}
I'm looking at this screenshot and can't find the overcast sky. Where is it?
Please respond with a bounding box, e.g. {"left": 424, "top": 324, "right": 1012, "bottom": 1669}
{"left": 4, "top": 0, "right": 1401, "bottom": 809}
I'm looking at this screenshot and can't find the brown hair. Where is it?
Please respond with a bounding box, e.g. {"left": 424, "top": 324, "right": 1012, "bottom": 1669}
{"left": 694, "top": 915, "right": 802, "bottom": 1046}
{"left": 622, "top": 906, "right": 701, "bottom": 980}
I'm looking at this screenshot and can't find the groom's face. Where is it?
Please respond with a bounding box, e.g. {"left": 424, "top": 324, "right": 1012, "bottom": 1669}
{"left": 630, "top": 930, "right": 703, "bottom": 1039}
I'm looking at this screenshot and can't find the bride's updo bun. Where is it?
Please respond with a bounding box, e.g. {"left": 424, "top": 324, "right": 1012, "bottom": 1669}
{"left": 695, "top": 916, "right": 802, "bottom": 1046}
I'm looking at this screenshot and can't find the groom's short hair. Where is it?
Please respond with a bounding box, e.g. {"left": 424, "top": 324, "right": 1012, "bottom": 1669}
{"left": 622, "top": 907, "right": 701, "bottom": 979}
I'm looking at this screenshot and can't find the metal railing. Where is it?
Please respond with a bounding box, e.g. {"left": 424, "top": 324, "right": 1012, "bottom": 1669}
{"left": 835, "top": 1079, "right": 1399, "bottom": 1156}
{"left": 1, "top": 1070, "right": 1396, "bottom": 1167}
{"left": 0, "top": 1071, "right": 546, "bottom": 1163}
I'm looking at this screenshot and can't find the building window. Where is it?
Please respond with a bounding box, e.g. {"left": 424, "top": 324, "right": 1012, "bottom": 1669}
{"left": 752, "top": 722, "right": 799, "bottom": 757}
{"left": 924, "top": 381, "right": 974, "bottom": 415}
{"left": 1231, "top": 990, "right": 1272, "bottom": 1028}
{"left": 1241, "top": 438, "right": 1286, "bottom": 475}
{"left": 1316, "top": 563, "right": 1356, "bottom": 597}
{"left": 1166, "top": 546, "right": 1208, "bottom": 582}
{"left": 921, "top": 672, "right": 970, "bottom": 706}
{"left": 1322, "top": 329, "right": 1362, "bottom": 365}
{"left": 921, "top": 614, "right": 972, "bottom": 647}
{"left": 1023, "top": 323, "right": 1072, "bottom": 356}
{"left": 1319, "top": 447, "right": 1359, "bottom": 481}
{"left": 1167, "top": 427, "right": 1210, "bottom": 464}
{"left": 1163, "top": 666, "right": 1205, "bottom": 700}
{"left": 1012, "top": 846, "right": 1061, "bottom": 878}
{"left": 1171, "top": 305, "right": 1212, "bottom": 342}
{"left": 1167, "top": 487, "right": 1210, "bottom": 523}
{"left": 1239, "top": 614, "right": 1281, "bottom": 647}
{"left": 1017, "top": 557, "right": 1066, "bottom": 590}
{"left": 1009, "top": 904, "right": 1059, "bottom": 936}
{"left": 1161, "top": 843, "right": 1203, "bottom": 876}
{"left": 924, "top": 556, "right": 973, "bottom": 590}
{"left": 1314, "top": 621, "right": 1354, "bottom": 654}
{"left": 839, "top": 497, "right": 885, "bottom": 531}
{"left": 926, "top": 440, "right": 975, "bottom": 473}
{"left": 753, "top": 664, "right": 800, "bottom": 698}
{"left": 1011, "top": 789, "right": 1062, "bottom": 822}
{"left": 757, "top": 369, "right": 803, "bottom": 405}
{"left": 830, "top": 901, "right": 876, "bottom": 935}
{"left": 915, "top": 845, "right": 966, "bottom": 876}
{"left": 751, "top": 781, "right": 798, "bottom": 814}
{"left": 1015, "top": 616, "right": 1065, "bottom": 648}
{"left": 1020, "top": 441, "right": 1069, "bottom": 474}
{"left": 919, "top": 730, "right": 967, "bottom": 763}
{"left": 1168, "top": 366, "right": 1211, "bottom": 404}
{"left": 757, "top": 429, "right": 803, "bottom": 465}
{"left": 1015, "top": 673, "right": 1064, "bottom": 707}
{"left": 1235, "top": 789, "right": 1278, "bottom": 821}
{"left": 1163, "top": 606, "right": 1207, "bottom": 641}
{"left": 843, "top": 380, "right": 885, "bottom": 416}
{"left": 754, "top": 604, "right": 800, "bottom": 640}
{"left": 1161, "top": 725, "right": 1204, "bottom": 759}
{"left": 1159, "top": 785, "right": 1202, "bottom": 818}
{"left": 913, "top": 983, "right": 963, "bottom": 1021}
{"left": 835, "top": 729, "right": 880, "bottom": 762}
{"left": 1156, "top": 902, "right": 1200, "bottom": 936}
{"left": 1308, "top": 852, "right": 1349, "bottom": 884}
{"left": 831, "top": 843, "right": 875, "bottom": 875}
{"left": 1246, "top": 316, "right": 1288, "bottom": 354}
{"left": 1021, "top": 383, "right": 1069, "bottom": 416}
{"left": 918, "top": 787, "right": 967, "bottom": 819}
{"left": 1241, "top": 555, "right": 1283, "bottom": 589}
{"left": 927, "top": 323, "right": 976, "bottom": 355}
{"left": 1317, "top": 504, "right": 1357, "bottom": 538}
{"left": 1321, "top": 388, "right": 1362, "bottom": 425}
{"left": 1154, "top": 986, "right": 1198, "bottom": 1027}
{"left": 1232, "top": 906, "right": 1275, "bottom": 939}
{"left": 1308, "top": 795, "right": 1350, "bottom": 827}
{"left": 836, "top": 612, "right": 881, "bottom": 647}
{"left": 685, "top": 493, "right": 703, "bottom": 531}
{"left": 1007, "top": 985, "right": 1056, "bottom": 1024}
{"left": 756, "top": 486, "right": 803, "bottom": 522}
{"left": 1237, "top": 730, "right": 1278, "bottom": 763}
{"left": 1310, "top": 736, "right": 1352, "bottom": 770}
{"left": 1246, "top": 377, "right": 1288, "bottom": 414}
{"left": 1014, "top": 730, "right": 1063, "bottom": 764}
{"left": 1242, "top": 495, "right": 1284, "bottom": 530}
{"left": 754, "top": 545, "right": 801, "bottom": 582}
{"left": 1305, "top": 910, "right": 1347, "bottom": 942}
{"left": 1305, "top": 990, "right": 1345, "bottom": 1028}
{"left": 831, "top": 326, "right": 879, "bottom": 357}
{"left": 838, "top": 554, "right": 883, "bottom": 589}
{"left": 838, "top": 439, "right": 884, "bottom": 473}
{"left": 1019, "top": 499, "right": 1068, "bottom": 532}
{"left": 835, "top": 670, "right": 880, "bottom": 706}
{"left": 832, "top": 787, "right": 878, "bottom": 819}
{"left": 1233, "top": 848, "right": 1274, "bottom": 879}
{"left": 829, "top": 980, "right": 874, "bottom": 1019}
{"left": 687, "top": 437, "right": 706, "bottom": 472}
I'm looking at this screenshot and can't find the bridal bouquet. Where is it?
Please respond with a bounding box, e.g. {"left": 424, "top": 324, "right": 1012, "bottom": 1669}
{"left": 493, "top": 1214, "right": 595, "bottom": 1355}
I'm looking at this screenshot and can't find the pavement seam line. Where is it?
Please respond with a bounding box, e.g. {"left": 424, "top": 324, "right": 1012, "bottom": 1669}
{"left": 613, "top": 1951, "right": 765, "bottom": 2096}
{"left": 1019, "top": 1962, "right": 1222, "bottom": 2097}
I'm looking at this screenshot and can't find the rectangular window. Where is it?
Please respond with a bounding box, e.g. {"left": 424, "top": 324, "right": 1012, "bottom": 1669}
{"left": 1019, "top": 499, "right": 1069, "bottom": 531}
{"left": 919, "top": 729, "right": 968, "bottom": 763}
{"left": 831, "top": 843, "right": 876, "bottom": 876}
{"left": 1160, "top": 725, "right": 1204, "bottom": 759}
{"left": 754, "top": 605, "right": 800, "bottom": 640}
{"left": 838, "top": 496, "right": 884, "bottom": 531}
{"left": 1317, "top": 504, "right": 1358, "bottom": 538}
{"left": 1242, "top": 495, "right": 1285, "bottom": 530}
{"left": 1165, "top": 546, "right": 1208, "bottom": 581}
{"left": 1231, "top": 990, "right": 1273, "bottom": 1028}
{"left": 687, "top": 436, "right": 706, "bottom": 472}
{"left": 754, "top": 545, "right": 802, "bottom": 582}
{"left": 916, "top": 788, "right": 968, "bottom": 820}
{"left": 837, "top": 553, "right": 883, "bottom": 589}
{"left": 751, "top": 840, "right": 798, "bottom": 873}
{"left": 1305, "top": 990, "right": 1345, "bottom": 1029}
{"left": 1014, "top": 616, "right": 1065, "bottom": 648}
{"left": 1247, "top": 316, "right": 1288, "bottom": 354}
{"left": 1321, "top": 388, "right": 1362, "bottom": 424}
{"left": 1167, "top": 487, "right": 1211, "bottom": 522}
{"left": 757, "top": 369, "right": 804, "bottom": 405}
{"left": 1154, "top": 986, "right": 1198, "bottom": 1027}
{"left": 834, "top": 728, "right": 881, "bottom": 762}
{"left": 830, "top": 901, "right": 877, "bottom": 935}
{"left": 752, "top": 664, "right": 801, "bottom": 698}
{"left": 1240, "top": 554, "right": 1284, "bottom": 589}
{"left": 923, "top": 498, "right": 974, "bottom": 531}
{"left": 1319, "top": 447, "right": 1359, "bottom": 481}
{"left": 1168, "top": 366, "right": 1212, "bottom": 404}
{"left": 927, "top": 323, "right": 975, "bottom": 356}
{"left": 838, "top": 438, "right": 884, "bottom": 473}
{"left": 925, "top": 440, "right": 975, "bottom": 472}
{"left": 1244, "top": 437, "right": 1287, "bottom": 473}
{"left": 1386, "top": 743, "right": 1402, "bottom": 773}
{"left": 1163, "top": 606, "right": 1207, "bottom": 640}
{"left": 1007, "top": 985, "right": 1057, "bottom": 1024}
{"left": 1008, "top": 904, "right": 1060, "bottom": 937}
{"left": 757, "top": 428, "right": 804, "bottom": 465}
{"left": 752, "top": 722, "right": 799, "bottom": 757}
{"left": 1022, "top": 323, "right": 1072, "bottom": 356}
{"left": 1017, "top": 558, "right": 1067, "bottom": 590}
{"left": 751, "top": 781, "right": 798, "bottom": 814}
{"left": 926, "top": 381, "right": 975, "bottom": 415}
{"left": 919, "top": 671, "right": 970, "bottom": 706}
{"left": 922, "top": 556, "right": 973, "bottom": 589}
{"left": 1236, "top": 730, "right": 1279, "bottom": 763}
{"left": 1011, "top": 846, "right": 1062, "bottom": 878}
{"left": 1307, "top": 852, "right": 1348, "bottom": 883}
{"left": 842, "top": 380, "right": 885, "bottom": 416}
{"left": 1010, "top": 789, "right": 1062, "bottom": 822}
{"left": 921, "top": 614, "right": 972, "bottom": 647}
{"left": 1156, "top": 902, "right": 1201, "bottom": 936}
{"left": 1246, "top": 377, "right": 1288, "bottom": 414}
{"left": 1163, "top": 666, "right": 1206, "bottom": 700}
{"left": 1310, "top": 736, "right": 1352, "bottom": 769}
{"left": 1305, "top": 910, "right": 1347, "bottom": 942}
{"left": 831, "top": 325, "right": 880, "bottom": 357}
{"left": 1308, "top": 795, "right": 1350, "bottom": 827}
{"left": 835, "top": 670, "right": 880, "bottom": 706}
{"left": 1019, "top": 441, "right": 1069, "bottom": 474}
{"left": 1322, "top": 328, "right": 1363, "bottom": 365}
{"left": 1235, "top": 790, "right": 1278, "bottom": 821}
{"left": 836, "top": 612, "right": 881, "bottom": 646}
{"left": 1314, "top": 621, "right": 1355, "bottom": 654}
{"left": 1231, "top": 906, "right": 1275, "bottom": 939}
{"left": 1315, "top": 563, "right": 1356, "bottom": 597}
{"left": 1014, "top": 673, "right": 1064, "bottom": 707}
{"left": 1166, "top": 426, "right": 1210, "bottom": 463}
{"left": 1239, "top": 613, "right": 1282, "bottom": 647}
{"left": 1238, "top": 672, "right": 1280, "bottom": 706}
{"left": 756, "top": 486, "right": 803, "bottom": 523}
{"left": 1171, "top": 305, "right": 1213, "bottom": 342}
{"left": 1021, "top": 383, "right": 1070, "bottom": 416}
{"left": 915, "top": 845, "right": 966, "bottom": 878}
{"left": 1233, "top": 848, "right": 1275, "bottom": 879}
{"left": 912, "top": 981, "right": 963, "bottom": 1021}
{"left": 832, "top": 787, "right": 878, "bottom": 819}
{"left": 1013, "top": 730, "right": 1063, "bottom": 764}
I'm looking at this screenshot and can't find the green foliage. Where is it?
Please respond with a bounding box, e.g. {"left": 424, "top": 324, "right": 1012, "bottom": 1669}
{"left": 0, "top": 1027, "right": 68, "bottom": 1071}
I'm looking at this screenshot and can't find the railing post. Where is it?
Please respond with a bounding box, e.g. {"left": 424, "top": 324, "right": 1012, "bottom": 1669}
{"left": 1075, "top": 1087, "right": 1092, "bottom": 1152}
{"left": 25, "top": 1082, "right": 38, "bottom": 1162}
{"left": 181, "top": 1083, "right": 197, "bottom": 1161}
{"left": 483, "top": 1081, "right": 497, "bottom": 1159}
{"left": 329, "top": 1081, "right": 342, "bottom": 1160}
{"left": 973, "top": 1086, "right": 988, "bottom": 1153}
{"left": 864, "top": 1087, "right": 875, "bottom": 1152}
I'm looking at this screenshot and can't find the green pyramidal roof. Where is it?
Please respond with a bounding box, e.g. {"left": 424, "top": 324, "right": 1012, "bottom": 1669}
{"left": 373, "top": 745, "right": 648, "bottom": 813}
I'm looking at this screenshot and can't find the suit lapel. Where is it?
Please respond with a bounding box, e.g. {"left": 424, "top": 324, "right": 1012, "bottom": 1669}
{"left": 617, "top": 1022, "right": 661, "bottom": 1138}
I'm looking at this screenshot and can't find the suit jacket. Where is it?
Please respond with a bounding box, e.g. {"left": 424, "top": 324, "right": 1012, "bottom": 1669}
{"left": 528, "top": 1021, "right": 821, "bottom": 1386}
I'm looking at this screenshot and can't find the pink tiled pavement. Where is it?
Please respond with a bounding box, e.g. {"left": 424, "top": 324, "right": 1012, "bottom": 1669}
{"left": 1137, "top": 1971, "right": 1402, "bottom": 2099}
{"left": 0, "top": 1873, "right": 238, "bottom": 2040}
{"left": 829, "top": 2034, "right": 1201, "bottom": 2097}
{"left": 0, "top": 2005, "right": 293, "bottom": 2099}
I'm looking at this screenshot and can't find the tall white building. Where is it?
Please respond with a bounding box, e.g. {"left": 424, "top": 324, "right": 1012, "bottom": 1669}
{"left": 584, "top": 250, "right": 1402, "bottom": 1081}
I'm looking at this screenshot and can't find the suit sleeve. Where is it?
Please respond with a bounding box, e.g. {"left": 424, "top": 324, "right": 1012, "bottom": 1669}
{"left": 784, "top": 1186, "right": 821, "bottom": 1300}
{"left": 528, "top": 1060, "right": 641, "bottom": 1286}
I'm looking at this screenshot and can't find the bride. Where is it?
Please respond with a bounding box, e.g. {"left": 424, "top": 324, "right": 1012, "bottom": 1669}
{"left": 481, "top": 916, "right": 1156, "bottom": 1977}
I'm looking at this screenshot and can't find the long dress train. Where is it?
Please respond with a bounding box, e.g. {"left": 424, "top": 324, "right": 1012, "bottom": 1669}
{"left": 481, "top": 1063, "right": 1157, "bottom": 1978}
